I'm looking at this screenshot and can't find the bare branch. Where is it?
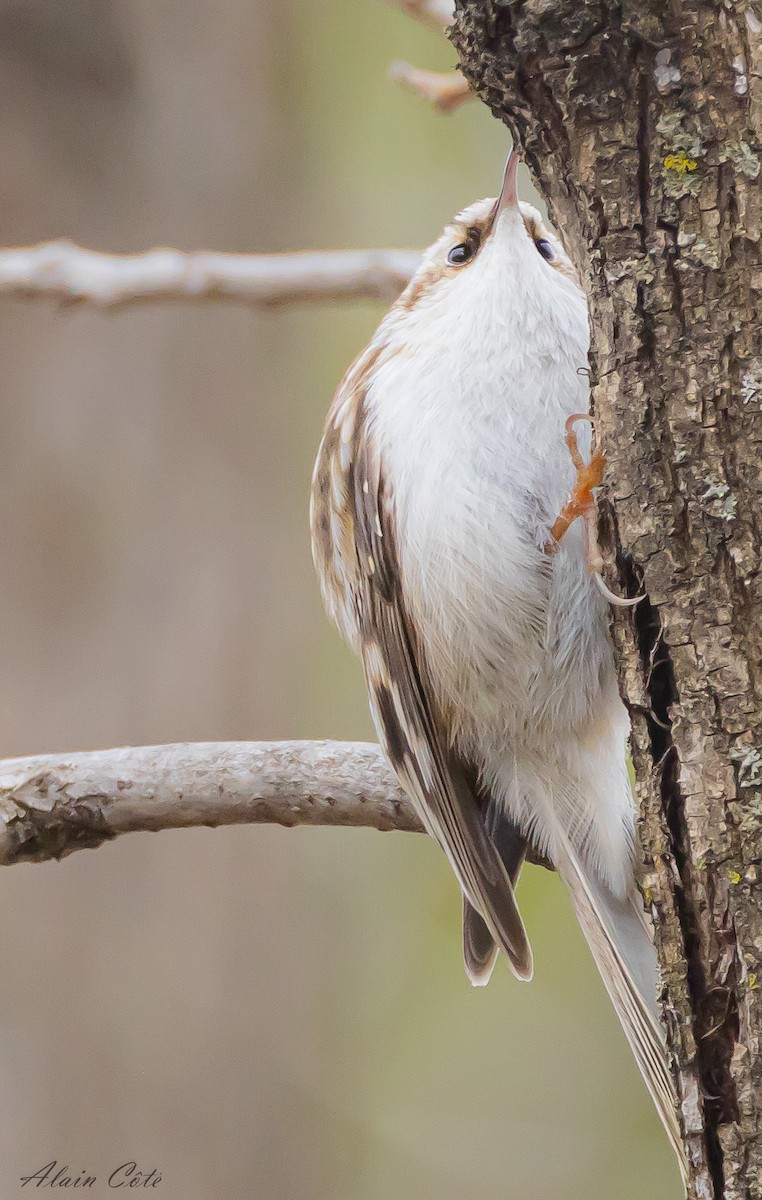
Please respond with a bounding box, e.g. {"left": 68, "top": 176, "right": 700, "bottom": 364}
{"left": 0, "top": 741, "right": 421, "bottom": 866}
{"left": 392, "top": 0, "right": 454, "bottom": 32}
{"left": 0, "top": 243, "right": 421, "bottom": 310}
{"left": 388, "top": 61, "right": 472, "bottom": 113}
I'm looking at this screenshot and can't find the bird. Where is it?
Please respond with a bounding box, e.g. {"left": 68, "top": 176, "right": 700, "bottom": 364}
{"left": 310, "top": 149, "right": 685, "bottom": 1175}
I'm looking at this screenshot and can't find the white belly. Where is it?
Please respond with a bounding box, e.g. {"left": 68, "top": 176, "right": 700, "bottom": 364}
{"left": 369, "top": 343, "right": 635, "bottom": 894}
{"left": 372, "top": 342, "right": 608, "bottom": 746}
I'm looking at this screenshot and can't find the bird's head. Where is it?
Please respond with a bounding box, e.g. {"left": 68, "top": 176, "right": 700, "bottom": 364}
{"left": 395, "top": 151, "right": 584, "bottom": 338}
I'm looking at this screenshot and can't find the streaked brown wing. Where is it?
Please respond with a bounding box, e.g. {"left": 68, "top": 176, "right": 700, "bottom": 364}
{"left": 463, "top": 806, "right": 531, "bottom": 986}
{"left": 348, "top": 402, "right": 533, "bottom": 982}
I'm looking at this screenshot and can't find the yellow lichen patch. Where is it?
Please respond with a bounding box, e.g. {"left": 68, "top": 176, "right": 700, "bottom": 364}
{"left": 748, "top": 973, "right": 759, "bottom": 991}
{"left": 664, "top": 151, "right": 699, "bottom": 174}
{"left": 728, "top": 868, "right": 742, "bottom": 885}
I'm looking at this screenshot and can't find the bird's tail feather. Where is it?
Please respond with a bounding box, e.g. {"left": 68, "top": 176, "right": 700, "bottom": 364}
{"left": 560, "top": 843, "right": 688, "bottom": 1184}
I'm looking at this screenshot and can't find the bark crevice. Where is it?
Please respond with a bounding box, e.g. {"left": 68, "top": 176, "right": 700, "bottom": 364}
{"left": 632, "top": 578, "right": 737, "bottom": 1199}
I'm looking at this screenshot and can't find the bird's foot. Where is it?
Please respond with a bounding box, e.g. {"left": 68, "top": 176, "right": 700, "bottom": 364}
{"left": 545, "top": 414, "right": 644, "bottom": 609}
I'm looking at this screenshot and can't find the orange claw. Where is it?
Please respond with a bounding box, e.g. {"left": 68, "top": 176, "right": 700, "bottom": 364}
{"left": 547, "top": 415, "right": 603, "bottom": 546}
{"left": 546, "top": 414, "right": 643, "bottom": 609}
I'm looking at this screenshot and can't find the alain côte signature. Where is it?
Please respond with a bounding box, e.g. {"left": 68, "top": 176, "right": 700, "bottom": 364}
{"left": 20, "top": 1162, "right": 161, "bottom": 1189}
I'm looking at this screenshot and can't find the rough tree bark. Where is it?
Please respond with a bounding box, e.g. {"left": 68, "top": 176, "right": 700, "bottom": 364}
{"left": 451, "top": 3, "right": 762, "bottom": 1197}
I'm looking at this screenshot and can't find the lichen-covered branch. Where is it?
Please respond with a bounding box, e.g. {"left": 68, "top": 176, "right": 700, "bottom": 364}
{"left": 0, "top": 741, "right": 419, "bottom": 866}
{"left": 0, "top": 243, "right": 420, "bottom": 309}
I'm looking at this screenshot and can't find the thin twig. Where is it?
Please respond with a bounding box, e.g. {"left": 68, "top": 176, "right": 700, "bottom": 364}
{"left": 0, "top": 741, "right": 421, "bottom": 866}
{"left": 392, "top": 0, "right": 454, "bottom": 32}
{"left": 0, "top": 244, "right": 421, "bottom": 310}
{"left": 388, "top": 62, "right": 472, "bottom": 113}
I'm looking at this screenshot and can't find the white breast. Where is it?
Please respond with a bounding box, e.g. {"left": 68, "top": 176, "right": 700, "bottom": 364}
{"left": 367, "top": 253, "right": 636, "bottom": 892}
{"left": 369, "top": 256, "right": 607, "bottom": 744}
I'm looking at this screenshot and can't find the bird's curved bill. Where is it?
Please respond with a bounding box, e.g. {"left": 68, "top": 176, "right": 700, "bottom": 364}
{"left": 496, "top": 147, "right": 519, "bottom": 214}
{"left": 484, "top": 149, "right": 520, "bottom": 242}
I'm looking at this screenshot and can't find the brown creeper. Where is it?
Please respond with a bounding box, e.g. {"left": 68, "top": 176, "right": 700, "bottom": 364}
{"left": 310, "top": 151, "right": 684, "bottom": 1177}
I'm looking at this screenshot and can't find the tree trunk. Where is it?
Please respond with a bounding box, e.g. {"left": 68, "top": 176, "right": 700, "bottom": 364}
{"left": 451, "top": 4, "right": 762, "bottom": 1197}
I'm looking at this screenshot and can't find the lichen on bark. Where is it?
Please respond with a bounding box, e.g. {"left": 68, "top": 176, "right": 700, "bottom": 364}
{"left": 451, "top": 3, "right": 762, "bottom": 1197}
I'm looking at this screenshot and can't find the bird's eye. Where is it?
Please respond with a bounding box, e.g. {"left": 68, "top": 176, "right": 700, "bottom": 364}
{"left": 535, "top": 238, "right": 555, "bottom": 262}
{"left": 447, "top": 234, "right": 478, "bottom": 267}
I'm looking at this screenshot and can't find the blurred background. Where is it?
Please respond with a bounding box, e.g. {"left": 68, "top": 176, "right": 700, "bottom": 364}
{"left": 0, "top": 2, "right": 679, "bottom": 1197}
